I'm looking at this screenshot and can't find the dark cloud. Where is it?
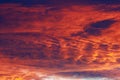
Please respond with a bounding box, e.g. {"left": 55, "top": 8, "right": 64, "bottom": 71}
{"left": 0, "top": 32, "right": 63, "bottom": 60}
{"left": 83, "top": 43, "right": 94, "bottom": 52}
{"left": 0, "top": 15, "right": 19, "bottom": 29}
{"left": 0, "top": 10, "right": 43, "bottom": 29}
{"left": 1, "top": 50, "right": 34, "bottom": 59}
{"left": 89, "top": 19, "right": 116, "bottom": 29}
{"left": 84, "top": 27, "right": 102, "bottom": 36}
{"left": 56, "top": 69, "right": 120, "bottom": 79}
{"left": 98, "top": 44, "right": 108, "bottom": 51}
{"left": 0, "top": 6, "right": 63, "bottom": 30}
{"left": 76, "top": 56, "right": 91, "bottom": 64}
{"left": 84, "top": 19, "right": 116, "bottom": 36}
{"left": 50, "top": 44, "right": 61, "bottom": 59}
{"left": 0, "top": 15, "right": 22, "bottom": 29}
{"left": 0, "top": 42, "right": 47, "bottom": 59}
{"left": 71, "top": 31, "right": 88, "bottom": 38}
{"left": 111, "top": 44, "right": 120, "bottom": 50}
{"left": 1, "top": 43, "right": 49, "bottom": 59}
{"left": 0, "top": 38, "right": 25, "bottom": 48}
{"left": 56, "top": 71, "right": 105, "bottom": 78}
{"left": 5, "top": 32, "right": 42, "bottom": 37}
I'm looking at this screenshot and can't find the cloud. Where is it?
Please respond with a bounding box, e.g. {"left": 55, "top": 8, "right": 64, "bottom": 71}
{"left": 84, "top": 27, "right": 102, "bottom": 36}
{"left": 56, "top": 71, "right": 105, "bottom": 78}
{"left": 71, "top": 19, "right": 117, "bottom": 37}
{"left": 0, "top": 32, "right": 62, "bottom": 60}
{"left": 84, "top": 19, "right": 116, "bottom": 36}
{"left": 0, "top": 1, "right": 120, "bottom": 80}
{"left": 55, "top": 69, "right": 120, "bottom": 79}
{"left": 88, "top": 19, "right": 116, "bottom": 29}
{"left": 0, "top": 4, "right": 64, "bottom": 33}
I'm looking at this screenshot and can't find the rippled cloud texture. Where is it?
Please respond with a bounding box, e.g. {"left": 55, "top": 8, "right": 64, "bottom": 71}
{"left": 0, "top": 0, "right": 120, "bottom": 80}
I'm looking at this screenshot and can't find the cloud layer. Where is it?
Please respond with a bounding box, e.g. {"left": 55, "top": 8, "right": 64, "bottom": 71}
{"left": 0, "top": 1, "right": 120, "bottom": 80}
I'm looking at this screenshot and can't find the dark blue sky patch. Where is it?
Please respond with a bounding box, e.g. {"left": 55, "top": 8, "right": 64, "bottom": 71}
{"left": 84, "top": 19, "right": 116, "bottom": 36}
{"left": 96, "top": 6, "right": 120, "bottom": 12}
{"left": 0, "top": 0, "right": 51, "bottom": 4}
{"left": 89, "top": 19, "right": 116, "bottom": 29}
{"left": 84, "top": 27, "right": 102, "bottom": 36}
{"left": 0, "top": 0, "right": 120, "bottom": 6}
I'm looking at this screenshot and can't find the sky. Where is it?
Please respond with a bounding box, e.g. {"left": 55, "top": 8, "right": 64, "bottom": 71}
{"left": 0, "top": 0, "right": 120, "bottom": 80}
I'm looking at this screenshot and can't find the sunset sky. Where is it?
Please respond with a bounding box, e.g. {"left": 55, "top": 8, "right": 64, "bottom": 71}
{"left": 0, "top": 0, "right": 120, "bottom": 80}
